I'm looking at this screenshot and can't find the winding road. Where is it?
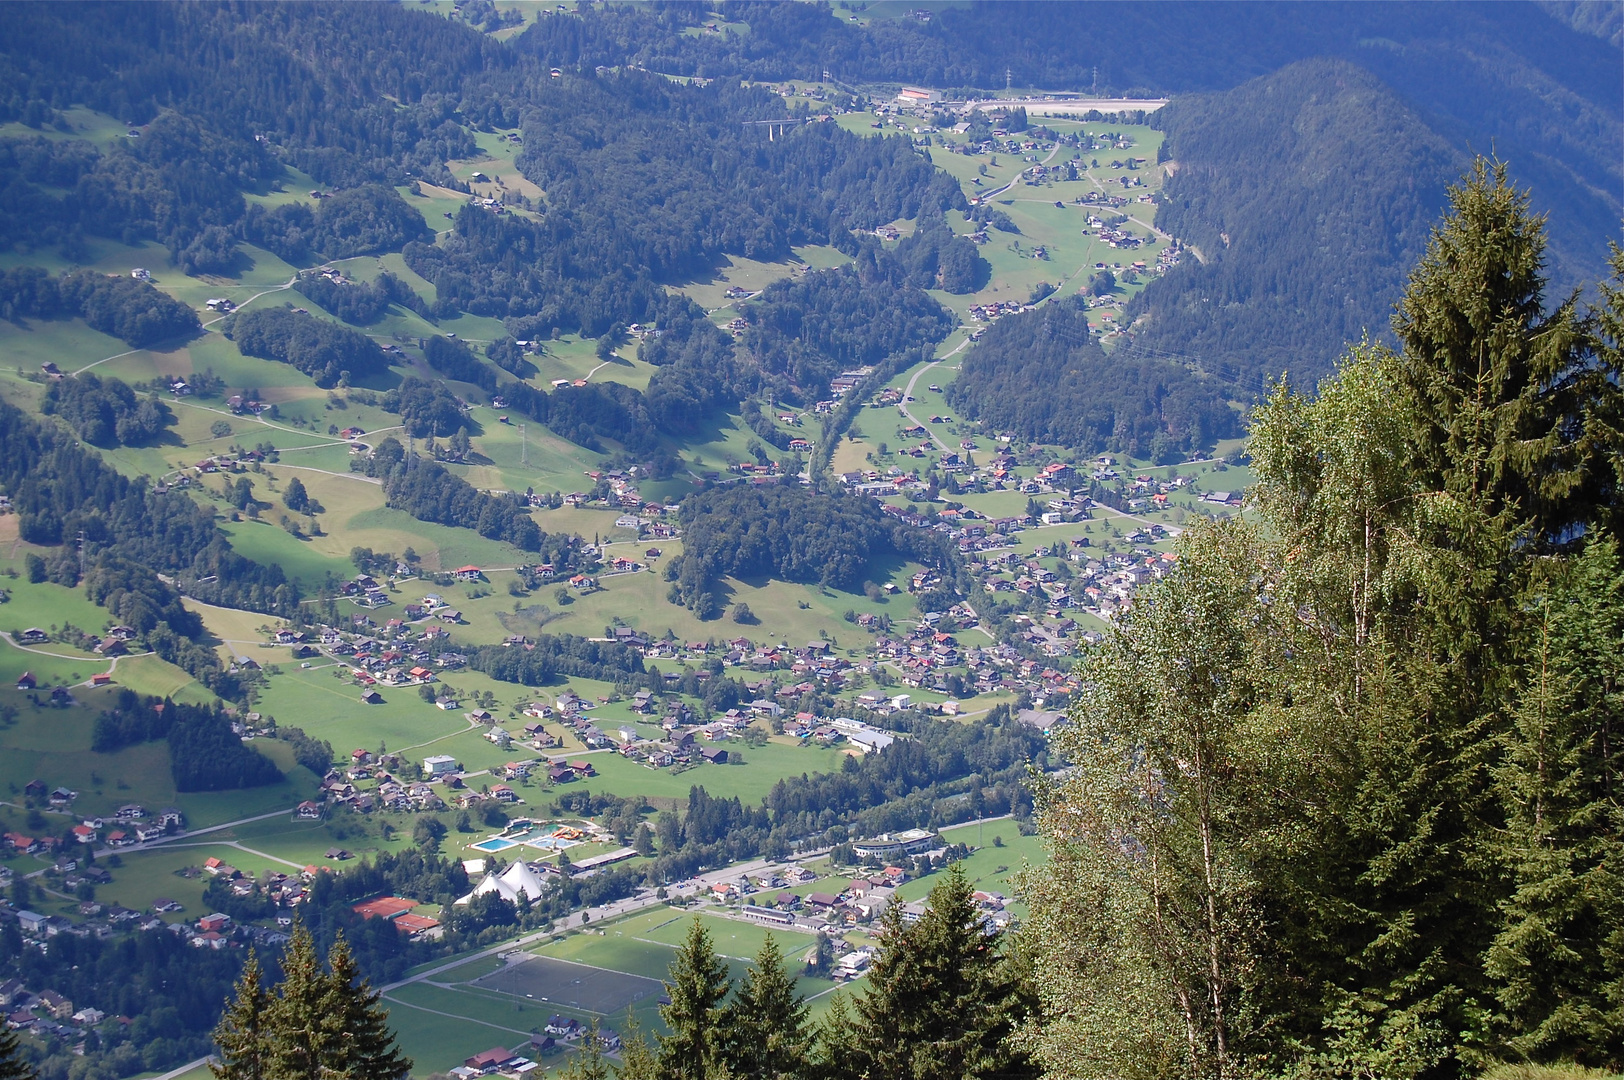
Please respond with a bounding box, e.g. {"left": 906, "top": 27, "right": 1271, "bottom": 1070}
{"left": 895, "top": 333, "right": 975, "bottom": 452}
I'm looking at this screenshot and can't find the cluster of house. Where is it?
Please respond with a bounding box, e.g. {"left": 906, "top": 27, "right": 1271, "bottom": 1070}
{"left": 454, "top": 1018, "right": 622, "bottom": 1080}
{"left": 1083, "top": 218, "right": 1146, "bottom": 249}
{"left": 4, "top": 795, "right": 183, "bottom": 859}
{"left": 965, "top": 298, "right": 1039, "bottom": 327}
{"left": 708, "top": 835, "right": 1017, "bottom": 953}
{"left": 0, "top": 979, "right": 114, "bottom": 1043}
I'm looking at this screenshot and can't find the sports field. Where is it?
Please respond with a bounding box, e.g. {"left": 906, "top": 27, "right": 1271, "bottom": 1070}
{"left": 474, "top": 954, "right": 664, "bottom": 1014}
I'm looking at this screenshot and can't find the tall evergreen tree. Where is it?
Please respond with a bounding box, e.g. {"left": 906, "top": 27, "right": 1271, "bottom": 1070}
{"left": 1485, "top": 538, "right": 1624, "bottom": 1067}
{"left": 0, "top": 1022, "right": 35, "bottom": 1080}
{"left": 265, "top": 923, "right": 331, "bottom": 1080}
{"left": 323, "top": 934, "right": 413, "bottom": 1080}
{"left": 720, "top": 936, "right": 809, "bottom": 1080}
{"left": 840, "top": 864, "right": 1035, "bottom": 1080}
{"left": 211, "top": 950, "right": 270, "bottom": 1080}
{"left": 656, "top": 918, "right": 732, "bottom": 1080}
{"left": 1392, "top": 157, "right": 1593, "bottom": 545}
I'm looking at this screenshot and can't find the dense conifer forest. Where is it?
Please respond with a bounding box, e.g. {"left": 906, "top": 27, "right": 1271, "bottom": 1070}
{"left": 946, "top": 296, "right": 1241, "bottom": 460}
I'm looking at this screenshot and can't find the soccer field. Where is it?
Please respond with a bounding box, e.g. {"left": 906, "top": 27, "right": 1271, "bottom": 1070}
{"left": 474, "top": 955, "right": 664, "bottom": 1015}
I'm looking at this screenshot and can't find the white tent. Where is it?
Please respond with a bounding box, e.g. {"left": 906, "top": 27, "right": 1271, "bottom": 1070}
{"left": 454, "top": 859, "right": 549, "bottom": 906}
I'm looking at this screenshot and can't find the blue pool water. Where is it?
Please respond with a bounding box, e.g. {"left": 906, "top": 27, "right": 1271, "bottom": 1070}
{"left": 473, "top": 837, "right": 519, "bottom": 852}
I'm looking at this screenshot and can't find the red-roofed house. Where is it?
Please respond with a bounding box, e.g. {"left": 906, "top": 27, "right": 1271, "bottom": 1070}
{"left": 464, "top": 1048, "right": 513, "bottom": 1073}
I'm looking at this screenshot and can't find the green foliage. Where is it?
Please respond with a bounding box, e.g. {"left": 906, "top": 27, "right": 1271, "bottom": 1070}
{"left": 1026, "top": 160, "right": 1624, "bottom": 1079}
{"left": 1486, "top": 539, "right": 1624, "bottom": 1065}
{"left": 234, "top": 924, "right": 412, "bottom": 1080}
{"left": 292, "top": 270, "right": 426, "bottom": 326}
{"left": 382, "top": 379, "right": 466, "bottom": 439}
{"left": 719, "top": 935, "right": 809, "bottom": 1080}
{"left": 741, "top": 260, "right": 956, "bottom": 404}
{"left": 210, "top": 952, "right": 270, "bottom": 1080}
{"left": 893, "top": 215, "right": 990, "bottom": 294}
{"left": 1392, "top": 158, "right": 1605, "bottom": 547}
{"left": 0, "top": 1024, "right": 32, "bottom": 1080}
{"left": 1126, "top": 59, "right": 1458, "bottom": 386}
{"left": 669, "top": 484, "right": 956, "bottom": 614}
{"left": 41, "top": 372, "right": 173, "bottom": 447}
{"left": 655, "top": 919, "right": 731, "bottom": 1080}
{"left": 946, "top": 296, "right": 1239, "bottom": 460}
{"left": 835, "top": 864, "right": 1035, "bottom": 1080}
{"left": 228, "top": 306, "right": 393, "bottom": 389}
{"left": 372, "top": 441, "right": 577, "bottom": 556}
{"left": 244, "top": 185, "right": 430, "bottom": 264}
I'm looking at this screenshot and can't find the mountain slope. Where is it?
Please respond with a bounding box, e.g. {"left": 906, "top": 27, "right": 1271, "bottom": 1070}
{"left": 1124, "top": 59, "right": 1462, "bottom": 386}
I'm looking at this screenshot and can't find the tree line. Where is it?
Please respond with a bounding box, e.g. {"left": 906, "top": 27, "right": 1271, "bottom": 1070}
{"left": 41, "top": 372, "right": 173, "bottom": 447}
{"left": 0, "top": 267, "right": 198, "bottom": 347}
{"left": 1022, "top": 163, "right": 1624, "bottom": 1077}
{"left": 92, "top": 690, "right": 283, "bottom": 791}
{"left": 667, "top": 484, "right": 958, "bottom": 619}
{"left": 227, "top": 306, "right": 393, "bottom": 388}
{"left": 292, "top": 269, "right": 430, "bottom": 327}
{"left": 946, "top": 294, "right": 1241, "bottom": 461}
{"left": 363, "top": 437, "right": 579, "bottom": 559}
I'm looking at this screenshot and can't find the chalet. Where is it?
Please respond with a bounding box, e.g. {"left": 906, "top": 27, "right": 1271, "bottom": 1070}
{"left": 15, "top": 672, "right": 34, "bottom": 690}
{"left": 452, "top": 566, "right": 483, "bottom": 582}
{"left": 547, "top": 765, "right": 576, "bottom": 784}
{"left": 18, "top": 628, "right": 47, "bottom": 645}
{"left": 359, "top": 690, "right": 383, "bottom": 705}
{"left": 700, "top": 746, "right": 729, "bottom": 764}
{"left": 566, "top": 759, "right": 595, "bottom": 777}
{"left": 464, "top": 1048, "right": 514, "bottom": 1074}
{"left": 545, "top": 1015, "right": 584, "bottom": 1038}
{"left": 295, "top": 801, "right": 323, "bottom": 820}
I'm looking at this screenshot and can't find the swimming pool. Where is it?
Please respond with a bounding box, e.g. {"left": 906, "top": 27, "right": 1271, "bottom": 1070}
{"left": 472, "top": 837, "right": 519, "bottom": 852}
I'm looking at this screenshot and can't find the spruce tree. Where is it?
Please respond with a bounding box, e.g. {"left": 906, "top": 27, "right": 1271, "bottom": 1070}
{"left": 614, "top": 1014, "right": 660, "bottom": 1080}
{"left": 0, "top": 1022, "right": 35, "bottom": 1080}
{"left": 323, "top": 934, "right": 413, "bottom": 1080}
{"left": 211, "top": 950, "right": 270, "bottom": 1080}
{"left": 265, "top": 922, "right": 331, "bottom": 1080}
{"left": 843, "top": 864, "right": 1035, "bottom": 1080}
{"left": 656, "top": 918, "right": 732, "bottom": 1080}
{"left": 1392, "top": 156, "right": 1592, "bottom": 544}
{"left": 720, "top": 935, "right": 809, "bottom": 1080}
{"left": 1485, "top": 539, "right": 1624, "bottom": 1068}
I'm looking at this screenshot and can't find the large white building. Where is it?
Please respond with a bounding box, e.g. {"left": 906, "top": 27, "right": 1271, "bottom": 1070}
{"left": 852, "top": 828, "right": 937, "bottom": 861}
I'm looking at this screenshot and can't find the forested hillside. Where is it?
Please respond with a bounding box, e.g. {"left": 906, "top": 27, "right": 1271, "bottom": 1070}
{"left": 1126, "top": 60, "right": 1460, "bottom": 385}
{"left": 948, "top": 297, "right": 1240, "bottom": 459}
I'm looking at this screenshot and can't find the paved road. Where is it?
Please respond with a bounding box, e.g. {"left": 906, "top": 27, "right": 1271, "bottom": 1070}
{"left": 72, "top": 275, "right": 299, "bottom": 377}
{"left": 16, "top": 805, "right": 302, "bottom": 880}
{"left": 896, "top": 334, "right": 974, "bottom": 452}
